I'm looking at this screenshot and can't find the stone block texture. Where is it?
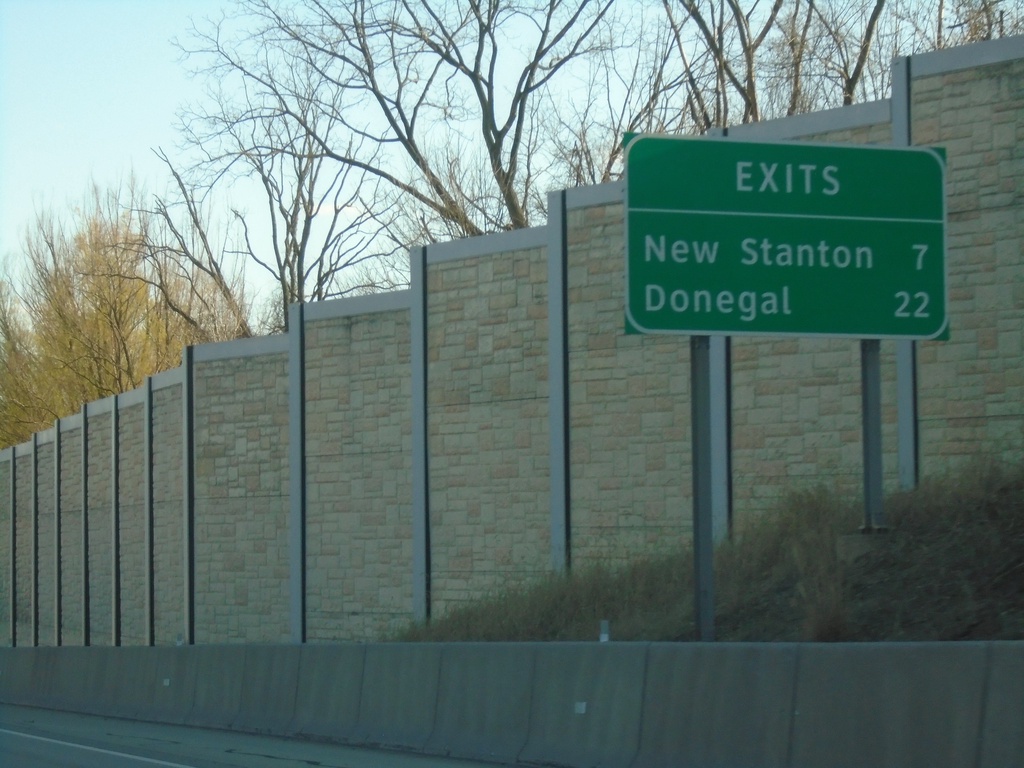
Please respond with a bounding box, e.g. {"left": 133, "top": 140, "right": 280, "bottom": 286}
{"left": 14, "top": 454, "right": 32, "bottom": 645}
{"left": 427, "top": 248, "right": 552, "bottom": 616}
{"left": 194, "top": 354, "right": 290, "bottom": 643}
{"left": 36, "top": 440, "right": 55, "bottom": 646}
{"left": 0, "top": 457, "right": 10, "bottom": 644}
{"left": 802, "top": 120, "right": 893, "bottom": 146}
{"left": 117, "top": 403, "right": 146, "bottom": 645}
{"left": 86, "top": 410, "right": 113, "bottom": 645}
{"left": 911, "top": 58, "right": 1024, "bottom": 468}
{"left": 152, "top": 384, "right": 184, "bottom": 645}
{"left": 58, "top": 427, "right": 84, "bottom": 646}
{"left": 567, "top": 203, "right": 693, "bottom": 568}
{"left": 305, "top": 310, "right": 413, "bottom": 641}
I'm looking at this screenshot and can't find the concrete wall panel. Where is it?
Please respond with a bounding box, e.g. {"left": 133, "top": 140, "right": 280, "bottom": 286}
{"left": 427, "top": 643, "right": 535, "bottom": 763}
{"left": 0, "top": 647, "right": 36, "bottom": 703}
{"left": 290, "top": 643, "right": 366, "bottom": 741}
{"left": 13, "top": 455, "right": 32, "bottom": 645}
{"left": 911, "top": 57, "right": 1024, "bottom": 468}
{"left": 567, "top": 204, "right": 693, "bottom": 568}
{"left": 305, "top": 311, "right": 414, "bottom": 641}
{"left": 978, "top": 642, "right": 1024, "bottom": 768}
{"left": 59, "top": 428, "right": 83, "bottom": 645}
{"left": 194, "top": 354, "right": 289, "bottom": 643}
{"left": 520, "top": 643, "right": 648, "bottom": 768}
{"left": 3, "top": 639, "right": 1024, "bottom": 768}
{"left": 85, "top": 411, "right": 113, "bottom": 645}
{"left": 117, "top": 402, "right": 146, "bottom": 645}
{"left": 234, "top": 644, "right": 301, "bottom": 734}
{"left": 790, "top": 642, "right": 989, "bottom": 768}
{"left": 634, "top": 643, "right": 798, "bottom": 768}
{"left": 427, "top": 248, "right": 552, "bottom": 613}
{"left": 61, "top": 646, "right": 121, "bottom": 715}
{"left": 152, "top": 385, "right": 184, "bottom": 645}
{"left": 35, "top": 643, "right": 78, "bottom": 710}
{"left": 35, "top": 442, "right": 55, "bottom": 645}
{"left": 356, "top": 643, "right": 442, "bottom": 749}
{"left": 0, "top": 457, "right": 10, "bottom": 645}
{"left": 144, "top": 646, "right": 201, "bottom": 725}
{"left": 183, "top": 644, "right": 248, "bottom": 729}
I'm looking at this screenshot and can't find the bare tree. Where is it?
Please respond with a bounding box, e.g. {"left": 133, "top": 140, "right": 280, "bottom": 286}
{"left": 549, "top": 7, "right": 692, "bottom": 186}
{"left": 664, "top": 0, "right": 785, "bottom": 130}
{"left": 661, "top": 0, "right": 910, "bottom": 127}
{"left": 174, "top": 25, "right": 405, "bottom": 331}
{"left": 938, "top": 0, "right": 1023, "bottom": 44}
{"left": 181, "top": 0, "right": 617, "bottom": 249}
{"left": 135, "top": 153, "right": 254, "bottom": 339}
{"left": 811, "top": 0, "right": 888, "bottom": 104}
{"left": 0, "top": 183, "right": 236, "bottom": 445}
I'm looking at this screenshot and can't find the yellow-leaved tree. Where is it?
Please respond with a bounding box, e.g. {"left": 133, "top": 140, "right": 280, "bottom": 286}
{"left": 0, "top": 183, "right": 249, "bottom": 447}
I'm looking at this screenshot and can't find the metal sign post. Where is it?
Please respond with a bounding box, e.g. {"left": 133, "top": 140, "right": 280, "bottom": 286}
{"left": 691, "top": 335, "right": 715, "bottom": 640}
{"left": 861, "top": 340, "right": 887, "bottom": 531}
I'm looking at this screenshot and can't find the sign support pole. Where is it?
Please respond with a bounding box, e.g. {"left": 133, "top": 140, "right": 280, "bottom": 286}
{"left": 861, "top": 339, "right": 886, "bottom": 530}
{"left": 709, "top": 336, "right": 732, "bottom": 543}
{"left": 691, "top": 335, "right": 715, "bottom": 640}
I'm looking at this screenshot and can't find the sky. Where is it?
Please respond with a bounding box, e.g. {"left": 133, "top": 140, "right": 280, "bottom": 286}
{"left": 0, "top": 0, "right": 235, "bottom": 264}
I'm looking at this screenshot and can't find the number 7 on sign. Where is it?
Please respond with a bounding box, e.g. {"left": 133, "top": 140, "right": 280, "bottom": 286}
{"left": 914, "top": 244, "right": 928, "bottom": 270}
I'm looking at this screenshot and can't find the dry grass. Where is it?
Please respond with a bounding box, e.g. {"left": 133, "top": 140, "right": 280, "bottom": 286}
{"left": 393, "top": 457, "right": 1024, "bottom": 642}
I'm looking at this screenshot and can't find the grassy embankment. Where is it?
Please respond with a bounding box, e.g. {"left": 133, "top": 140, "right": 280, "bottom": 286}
{"left": 395, "top": 458, "right": 1024, "bottom": 642}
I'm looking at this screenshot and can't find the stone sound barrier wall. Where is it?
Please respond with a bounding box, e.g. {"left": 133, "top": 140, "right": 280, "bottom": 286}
{"left": 35, "top": 436, "right": 55, "bottom": 646}
{"left": 726, "top": 115, "right": 899, "bottom": 518}
{"left": 85, "top": 409, "right": 113, "bottom": 645}
{"left": 427, "top": 236, "right": 553, "bottom": 615}
{"left": 0, "top": 38, "right": 1021, "bottom": 646}
{"left": 152, "top": 384, "right": 184, "bottom": 647}
{"left": 118, "top": 400, "right": 146, "bottom": 647}
{"left": 193, "top": 341, "right": 291, "bottom": 644}
{"left": 0, "top": 459, "right": 8, "bottom": 645}
{"left": 13, "top": 452, "right": 32, "bottom": 645}
{"left": 566, "top": 201, "right": 696, "bottom": 568}
{"left": 304, "top": 301, "right": 413, "bottom": 641}
{"left": 58, "top": 424, "right": 83, "bottom": 646}
{"left": 911, "top": 56, "right": 1024, "bottom": 461}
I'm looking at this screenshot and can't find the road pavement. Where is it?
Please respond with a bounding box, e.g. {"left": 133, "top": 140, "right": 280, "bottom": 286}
{"left": 0, "top": 705, "right": 515, "bottom": 768}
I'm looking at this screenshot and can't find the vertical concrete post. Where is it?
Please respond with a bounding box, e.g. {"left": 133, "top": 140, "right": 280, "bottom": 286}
{"left": 182, "top": 346, "right": 195, "bottom": 645}
{"left": 111, "top": 395, "right": 121, "bottom": 646}
{"left": 547, "top": 190, "right": 571, "bottom": 572}
{"left": 410, "top": 245, "right": 431, "bottom": 622}
{"left": 54, "top": 419, "right": 62, "bottom": 646}
{"left": 6, "top": 447, "right": 15, "bottom": 647}
{"left": 288, "top": 303, "right": 307, "bottom": 644}
{"left": 892, "top": 55, "right": 920, "bottom": 490}
{"left": 144, "top": 377, "right": 155, "bottom": 646}
{"left": 31, "top": 432, "right": 38, "bottom": 647}
{"left": 81, "top": 404, "right": 90, "bottom": 646}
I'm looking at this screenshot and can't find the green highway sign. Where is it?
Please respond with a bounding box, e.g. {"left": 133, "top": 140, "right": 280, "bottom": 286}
{"left": 625, "top": 136, "right": 947, "bottom": 338}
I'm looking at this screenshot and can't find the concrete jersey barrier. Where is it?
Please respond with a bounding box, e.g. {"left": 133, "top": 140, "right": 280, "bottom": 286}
{"left": 426, "top": 643, "right": 535, "bottom": 763}
{"left": 635, "top": 642, "right": 799, "bottom": 768}
{"left": 1, "top": 641, "right": 1023, "bottom": 768}
{"left": 288, "top": 643, "right": 365, "bottom": 742}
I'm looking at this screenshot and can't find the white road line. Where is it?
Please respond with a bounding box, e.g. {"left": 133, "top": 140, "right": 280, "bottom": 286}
{"left": 0, "top": 727, "right": 200, "bottom": 767}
